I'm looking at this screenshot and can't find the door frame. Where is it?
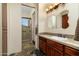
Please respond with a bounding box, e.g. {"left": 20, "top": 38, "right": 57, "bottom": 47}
{"left": 2, "top": 3, "right": 7, "bottom": 56}
{"left": 21, "top": 17, "right": 32, "bottom": 41}
{"left": 21, "top": 3, "right": 38, "bottom": 49}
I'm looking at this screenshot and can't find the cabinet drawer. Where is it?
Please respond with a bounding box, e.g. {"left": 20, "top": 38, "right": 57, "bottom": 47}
{"left": 65, "top": 46, "right": 79, "bottom": 56}
{"left": 39, "top": 36, "right": 47, "bottom": 42}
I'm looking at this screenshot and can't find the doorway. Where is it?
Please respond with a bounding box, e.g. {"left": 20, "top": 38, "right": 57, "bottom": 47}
{"left": 17, "top": 4, "right": 36, "bottom": 56}
{"left": 21, "top": 17, "right": 32, "bottom": 50}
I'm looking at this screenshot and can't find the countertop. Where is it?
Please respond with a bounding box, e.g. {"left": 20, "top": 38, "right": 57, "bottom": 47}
{"left": 39, "top": 34, "right": 79, "bottom": 50}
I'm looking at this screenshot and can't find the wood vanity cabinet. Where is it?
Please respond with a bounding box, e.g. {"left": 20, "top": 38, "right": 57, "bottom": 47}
{"left": 47, "top": 45, "right": 53, "bottom": 56}
{"left": 39, "top": 36, "right": 79, "bottom": 56}
{"left": 39, "top": 36, "right": 47, "bottom": 54}
{"left": 64, "top": 46, "right": 79, "bottom": 56}
{"left": 47, "top": 39, "right": 64, "bottom": 56}
{"left": 54, "top": 48, "right": 63, "bottom": 56}
{"left": 39, "top": 36, "right": 64, "bottom": 56}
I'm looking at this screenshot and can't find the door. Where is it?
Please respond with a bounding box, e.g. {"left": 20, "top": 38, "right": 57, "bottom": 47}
{"left": 54, "top": 48, "right": 63, "bottom": 56}
{"left": 0, "top": 4, "right": 2, "bottom": 55}
{"left": 32, "top": 11, "right": 35, "bottom": 44}
{"left": 47, "top": 45, "right": 52, "bottom": 56}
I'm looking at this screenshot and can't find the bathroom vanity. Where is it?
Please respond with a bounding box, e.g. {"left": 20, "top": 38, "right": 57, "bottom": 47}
{"left": 39, "top": 35, "right": 79, "bottom": 56}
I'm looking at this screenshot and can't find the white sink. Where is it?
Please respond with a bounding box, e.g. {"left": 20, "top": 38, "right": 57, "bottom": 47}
{"left": 49, "top": 36, "right": 68, "bottom": 41}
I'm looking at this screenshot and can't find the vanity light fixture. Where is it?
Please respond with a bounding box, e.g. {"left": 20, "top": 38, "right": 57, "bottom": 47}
{"left": 46, "top": 3, "right": 64, "bottom": 13}
{"left": 46, "top": 5, "right": 53, "bottom": 12}
{"left": 54, "top": 3, "right": 60, "bottom": 5}
{"left": 49, "top": 5, "right": 53, "bottom": 9}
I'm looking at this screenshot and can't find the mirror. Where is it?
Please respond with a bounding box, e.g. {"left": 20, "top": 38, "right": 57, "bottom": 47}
{"left": 47, "top": 10, "right": 69, "bottom": 29}
{"left": 48, "top": 15, "right": 57, "bottom": 28}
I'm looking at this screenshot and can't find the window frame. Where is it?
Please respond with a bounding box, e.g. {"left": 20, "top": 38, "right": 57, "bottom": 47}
{"left": 21, "top": 17, "right": 31, "bottom": 27}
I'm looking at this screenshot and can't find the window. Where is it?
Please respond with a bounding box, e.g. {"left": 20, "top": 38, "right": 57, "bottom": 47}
{"left": 20, "top": 17, "right": 29, "bottom": 26}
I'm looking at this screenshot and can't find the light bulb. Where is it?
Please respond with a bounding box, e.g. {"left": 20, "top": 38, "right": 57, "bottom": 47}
{"left": 46, "top": 8, "right": 49, "bottom": 12}
{"left": 54, "top": 3, "right": 59, "bottom": 5}
{"left": 49, "top": 5, "right": 53, "bottom": 9}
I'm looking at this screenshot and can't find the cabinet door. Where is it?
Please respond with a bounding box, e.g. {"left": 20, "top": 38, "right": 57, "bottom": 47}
{"left": 47, "top": 45, "right": 52, "bottom": 56}
{"left": 42, "top": 41, "right": 47, "bottom": 54}
{"left": 65, "top": 46, "right": 79, "bottom": 56}
{"left": 54, "top": 48, "right": 63, "bottom": 56}
{"left": 64, "top": 53, "right": 71, "bottom": 56}
{"left": 51, "top": 48, "right": 54, "bottom": 56}
{"left": 39, "top": 39, "right": 43, "bottom": 49}
{"left": 39, "top": 40, "right": 47, "bottom": 54}
{"left": 47, "top": 45, "right": 54, "bottom": 56}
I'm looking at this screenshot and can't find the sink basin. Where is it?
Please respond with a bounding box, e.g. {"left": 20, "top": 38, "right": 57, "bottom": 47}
{"left": 49, "top": 36, "right": 68, "bottom": 40}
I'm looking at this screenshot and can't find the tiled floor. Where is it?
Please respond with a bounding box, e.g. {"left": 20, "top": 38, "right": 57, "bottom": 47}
{"left": 15, "top": 39, "right": 45, "bottom": 56}
{"left": 16, "top": 40, "right": 35, "bottom": 56}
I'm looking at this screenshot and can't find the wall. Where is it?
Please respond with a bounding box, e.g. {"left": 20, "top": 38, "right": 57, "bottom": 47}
{"left": 21, "top": 11, "right": 31, "bottom": 17}
{"left": 21, "top": 6, "right": 33, "bottom": 18}
{"left": 0, "top": 3, "right": 2, "bottom": 56}
{"left": 38, "top": 4, "right": 48, "bottom": 33}
{"left": 31, "top": 4, "right": 38, "bottom": 49}
{"left": 46, "top": 4, "right": 79, "bottom": 35}
{"left": 7, "top": 3, "right": 22, "bottom": 55}
{"left": 37, "top": 4, "right": 48, "bottom": 49}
